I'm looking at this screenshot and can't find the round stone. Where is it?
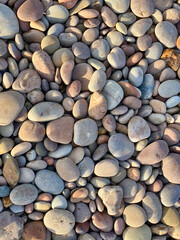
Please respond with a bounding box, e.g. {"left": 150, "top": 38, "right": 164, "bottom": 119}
{"left": 17, "top": 0, "right": 44, "bottom": 22}
{"left": 119, "top": 179, "right": 138, "bottom": 198}
{"left": 44, "top": 209, "right": 75, "bottom": 235}
{"left": 18, "top": 120, "right": 45, "bottom": 142}
{"left": 53, "top": 48, "right": 74, "bottom": 68}
{"left": 10, "top": 184, "right": 38, "bottom": 205}
{"left": 130, "top": 0, "right": 154, "bottom": 17}
{"left": 35, "top": 170, "right": 64, "bottom": 195}
{"left": 51, "top": 195, "right": 68, "bottom": 209}
{"left": 72, "top": 42, "right": 90, "bottom": 59}
{"left": 19, "top": 167, "right": 35, "bottom": 184}
{"left": 161, "top": 206, "right": 180, "bottom": 227}
{"left": 0, "top": 3, "right": 19, "bottom": 39}
{"left": 101, "top": 6, "right": 118, "bottom": 27}
{"left": 107, "top": 47, "right": 126, "bottom": 69}
{"left": 78, "top": 157, "right": 94, "bottom": 178}
{"left": 92, "top": 211, "right": 113, "bottom": 232}
{"left": 128, "top": 116, "right": 151, "bottom": 143}
{"left": 158, "top": 80, "right": 180, "bottom": 98}
{"left": 128, "top": 67, "right": 144, "bottom": 87}
{"left": 0, "top": 91, "right": 24, "bottom": 126}
{"left": 123, "top": 224, "right": 152, "bottom": 240}
{"left": 32, "top": 50, "right": 55, "bottom": 82}
{"left": 160, "top": 183, "right": 180, "bottom": 207}
{"left": 155, "top": 21, "right": 178, "bottom": 48}
{"left": 66, "top": 80, "right": 81, "bottom": 98}
{"left": 90, "top": 39, "right": 110, "bottom": 61}
{"left": 163, "top": 127, "right": 180, "bottom": 146}
{"left": 129, "top": 18, "right": 153, "bottom": 37}
{"left": 41, "top": 35, "right": 60, "bottom": 54}
{"left": 101, "top": 80, "right": 124, "bottom": 110}
{"left": 46, "top": 116, "right": 74, "bottom": 144}
{"left": 94, "top": 159, "right": 119, "bottom": 177}
{"left": 137, "top": 140, "right": 169, "bottom": 165}
{"left": 22, "top": 221, "right": 46, "bottom": 240}
{"left": 142, "top": 192, "right": 162, "bottom": 224}
{"left": 56, "top": 157, "right": 80, "bottom": 182}
{"left": 46, "top": 5, "right": 69, "bottom": 24}
{"left": 106, "top": 31, "right": 124, "bottom": 48}
{"left": 105, "top": 0, "right": 129, "bottom": 13}
{"left": 162, "top": 153, "right": 180, "bottom": 184}
{"left": 88, "top": 70, "right": 106, "bottom": 92}
{"left": 88, "top": 92, "right": 107, "bottom": 120}
{"left": 74, "top": 118, "right": 98, "bottom": 146}
{"left": 123, "top": 204, "right": 147, "bottom": 227}
{"left": 108, "top": 133, "right": 135, "bottom": 161}
{"left": 0, "top": 137, "right": 14, "bottom": 155}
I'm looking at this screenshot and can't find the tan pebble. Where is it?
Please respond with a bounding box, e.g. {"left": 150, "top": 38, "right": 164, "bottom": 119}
{"left": 22, "top": 30, "right": 45, "bottom": 43}
{"left": 161, "top": 206, "right": 180, "bottom": 227}
{"left": 78, "top": 9, "right": 99, "bottom": 18}
{"left": 32, "top": 50, "right": 55, "bottom": 82}
{"left": 94, "top": 159, "right": 119, "bottom": 177}
{"left": 0, "top": 138, "right": 14, "bottom": 155}
{"left": 41, "top": 35, "right": 60, "bottom": 54}
{"left": 53, "top": 48, "right": 74, "bottom": 67}
{"left": 3, "top": 156, "right": 19, "bottom": 187}
{"left": 101, "top": 6, "right": 118, "bottom": 27}
{"left": 30, "top": 20, "right": 46, "bottom": 32}
{"left": 88, "top": 92, "right": 107, "bottom": 120}
{"left": 62, "top": 97, "right": 74, "bottom": 111}
{"left": 70, "top": 188, "right": 88, "bottom": 203}
{"left": 21, "top": 221, "right": 46, "bottom": 240}
{"left": 122, "top": 96, "right": 142, "bottom": 109}
{"left": 73, "top": 99, "right": 88, "bottom": 119}
{"left": 97, "top": 135, "right": 109, "bottom": 144}
{"left": 60, "top": 60, "right": 74, "bottom": 85}
{"left": 163, "top": 127, "right": 180, "bottom": 146}
{"left": 118, "top": 81, "right": 141, "bottom": 98}
{"left": 127, "top": 168, "right": 140, "bottom": 181}
{"left": 114, "top": 218, "right": 125, "bottom": 235}
{"left": 36, "top": 193, "right": 53, "bottom": 202}
{"left": 34, "top": 201, "right": 51, "bottom": 212}
{"left": 82, "top": 28, "right": 99, "bottom": 45}
{"left": 25, "top": 203, "right": 34, "bottom": 214}
{"left": 18, "top": 120, "right": 45, "bottom": 142}
{"left": 11, "top": 142, "right": 32, "bottom": 157}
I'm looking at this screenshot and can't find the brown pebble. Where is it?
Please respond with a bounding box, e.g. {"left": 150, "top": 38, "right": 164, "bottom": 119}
{"left": 66, "top": 80, "right": 81, "bottom": 98}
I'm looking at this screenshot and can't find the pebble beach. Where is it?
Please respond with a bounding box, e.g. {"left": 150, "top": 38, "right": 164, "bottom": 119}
{"left": 0, "top": 0, "right": 180, "bottom": 239}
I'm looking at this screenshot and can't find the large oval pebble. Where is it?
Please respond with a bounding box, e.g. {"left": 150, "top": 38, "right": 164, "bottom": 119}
{"left": 158, "top": 80, "right": 180, "bottom": 98}
{"left": 44, "top": 209, "right": 75, "bottom": 235}
{"left": 123, "top": 224, "right": 152, "bottom": 240}
{"left": 10, "top": 184, "right": 38, "bottom": 205}
{"left": 160, "top": 183, "right": 180, "bottom": 207}
{"left": 28, "top": 102, "right": 64, "bottom": 122}
{"left": 130, "top": 0, "right": 154, "bottom": 17}
{"left": 46, "top": 5, "right": 69, "bottom": 24}
{"left": 35, "top": 169, "right": 64, "bottom": 195}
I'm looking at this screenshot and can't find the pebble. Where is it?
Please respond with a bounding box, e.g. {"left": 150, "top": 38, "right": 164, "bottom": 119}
{"left": 130, "top": 0, "right": 154, "bottom": 17}
{"left": 91, "top": 39, "right": 110, "bottom": 61}
{"left": 88, "top": 92, "right": 107, "bottom": 120}
{"left": 74, "top": 202, "right": 91, "bottom": 223}
{"left": 88, "top": 70, "right": 106, "bottom": 92}
{"left": 161, "top": 206, "right": 180, "bottom": 227}
{"left": 92, "top": 211, "right": 113, "bottom": 232}
{"left": 0, "top": 137, "right": 14, "bottom": 155}
{"left": 163, "top": 127, "right": 180, "bottom": 146}
{"left": 98, "top": 186, "right": 123, "bottom": 215}
{"left": 119, "top": 179, "right": 138, "bottom": 198}
{"left": 107, "top": 47, "right": 126, "bottom": 69}
{"left": 10, "top": 184, "right": 38, "bottom": 205}
{"left": 0, "top": 186, "right": 10, "bottom": 197}
{"left": 0, "top": 211, "right": 24, "bottom": 240}
{"left": 0, "top": 91, "right": 24, "bottom": 126}
{"left": 162, "top": 153, "right": 180, "bottom": 184}
{"left": 123, "top": 204, "right": 147, "bottom": 227}
{"left": 94, "top": 159, "right": 119, "bottom": 177}
{"left": 101, "top": 6, "right": 118, "bottom": 27}
{"left": 105, "top": 0, "right": 129, "bottom": 13}
{"left": 160, "top": 183, "right": 180, "bottom": 207}
{"left": 101, "top": 80, "right": 124, "bottom": 110}
{"left": 46, "top": 5, "right": 69, "bottom": 23}
{"left": 106, "top": 31, "right": 124, "bottom": 48}
{"left": 74, "top": 118, "right": 98, "bottom": 146}
{"left": 139, "top": 74, "right": 154, "bottom": 99}
{"left": 72, "top": 42, "right": 90, "bottom": 59}
{"left": 108, "top": 133, "right": 135, "bottom": 161}
{"left": 142, "top": 192, "right": 162, "bottom": 224}
{"left": 0, "top": 4, "right": 19, "bottom": 39}
{"left": 128, "top": 116, "right": 151, "bottom": 142}
{"left": 123, "top": 224, "right": 152, "bottom": 240}
{"left": 44, "top": 209, "right": 75, "bottom": 235}
{"left": 22, "top": 221, "right": 46, "bottom": 240}
{"left": 78, "top": 157, "right": 94, "bottom": 177}
{"left": 56, "top": 157, "right": 80, "bottom": 182}
{"left": 125, "top": 183, "right": 145, "bottom": 203}
{"left": 11, "top": 142, "right": 32, "bottom": 157}
{"left": 158, "top": 80, "right": 180, "bottom": 98}
{"left": 128, "top": 67, "right": 144, "bottom": 87}
{"left": 52, "top": 195, "right": 68, "bottom": 209}
{"left": 129, "top": 18, "right": 153, "bottom": 37}
{"left": 48, "top": 144, "right": 72, "bottom": 158}
{"left": 47, "top": 115, "right": 74, "bottom": 144}
{"left": 41, "top": 35, "right": 60, "bottom": 54}
{"left": 155, "top": 21, "right": 178, "bottom": 48}
{"left": 3, "top": 156, "right": 19, "bottom": 187}
{"left": 26, "top": 160, "right": 47, "bottom": 171}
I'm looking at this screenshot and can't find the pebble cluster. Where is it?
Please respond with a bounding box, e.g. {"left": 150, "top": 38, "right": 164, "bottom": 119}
{"left": 0, "top": 0, "right": 180, "bottom": 239}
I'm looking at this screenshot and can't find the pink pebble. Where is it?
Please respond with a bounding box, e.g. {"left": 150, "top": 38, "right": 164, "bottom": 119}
{"left": 114, "top": 218, "right": 125, "bottom": 235}
{"left": 147, "top": 179, "right": 163, "bottom": 192}
{"left": 36, "top": 193, "right": 53, "bottom": 202}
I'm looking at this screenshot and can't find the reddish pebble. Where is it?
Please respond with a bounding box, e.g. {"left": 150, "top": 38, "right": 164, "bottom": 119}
{"left": 43, "top": 157, "right": 54, "bottom": 166}
{"left": 126, "top": 52, "right": 143, "bottom": 67}
{"left": 25, "top": 203, "right": 34, "bottom": 214}
{"left": 58, "top": 0, "right": 78, "bottom": 9}
{"left": 36, "top": 193, "right": 53, "bottom": 202}
{"left": 75, "top": 222, "right": 89, "bottom": 234}
{"left": 147, "top": 179, "right": 163, "bottom": 192}
{"left": 97, "top": 135, "right": 109, "bottom": 144}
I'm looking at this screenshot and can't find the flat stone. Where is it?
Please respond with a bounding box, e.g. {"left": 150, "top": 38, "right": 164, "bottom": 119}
{"left": 137, "top": 140, "right": 169, "bottom": 165}
{"left": 46, "top": 5, "right": 69, "bottom": 23}
{"left": 3, "top": 156, "right": 19, "bottom": 187}
{"left": 74, "top": 118, "right": 98, "bottom": 146}
{"left": 78, "top": 157, "right": 94, "bottom": 178}
{"left": 119, "top": 179, "right": 137, "bottom": 198}
{"left": 22, "top": 221, "right": 46, "bottom": 240}
{"left": 0, "top": 186, "right": 10, "bottom": 197}
{"left": 158, "top": 79, "right": 180, "bottom": 98}
{"left": 10, "top": 184, "right": 38, "bottom": 205}
{"left": 56, "top": 157, "right": 80, "bottom": 182}
{"left": 162, "top": 153, "right": 180, "bottom": 184}
{"left": 142, "top": 192, "right": 162, "bottom": 224}
{"left": 0, "top": 211, "right": 24, "bottom": 240}
{"left": 161, "top": 206, "right": 180, "bottom": 227}
{"left": 17, "top": 0, "right": 44, "bottom": 22}
{"left": 0, "top": 91, "right": 24, "bottom": 126}
{"left": 48, "top": 144, "right": 72, "bottom": 158}
{"left": 128, "top": 116, "right": 151, "bottom": 142}
{"left": 26, "top": 160, "right": 47, "bottom": 171}
{"left": 107, "top": 47, "right": 126, "bottom": 69}
{"left": 53, "top": 48, "right": 74, "bottom": 68}
{"left": 101, "top": 80, "right": 124, "bottom": 110}
{"left": 160, "top": 183, "right": 180, "bottom": 207}
{"left": 98, "top": 186, "right": 123, "bottom": 215}
{"left": 0, "top": 4, "right": 19, "bottom": 39}
{"left": 0, "top": 137, "right": 14, "bottom": 155}
{"left": 35, "top": 170, "right": 64, "bottom": 195}
{"left": 47, "top": 115, "right": 74, "bottom": 144}
{"left": 163, "top": 127, "right": 180, "bottom": 146}
{"left": 70, "top": 188, "right": 88, "bottom": 203}
{"left": 123, "top": 225, "right": 152, "bottom": 240}
{"left": 108, "top": 133, "right": 135, "bottom": 161}
{"left": 123, "top": 204, "right": 147, "bottom": 227}
{"left": 128, "top": 67, "right": 144, "bottom": 87}
{"left": 11, "top": 142, "right": 32, "bottom": 157}
{"left": 101, "top": 6, "right": 118, "bottom": 27}
{"left": 88, "top": 70, "right": 106, "bottom": 92}
{"left": 90, "top": 39, "right": 110, "bottom": 61}
{"left": 44, "top": 209, "right": 75, "bottom": 235}
{"left": 128, "top": 18, "right": 153, "bottom": 37}
{"left": 52, "top": 195, "right": 68, "bottom": 209}
{"left": 92, "top": 211, "right": 113, "bottom": 232}
{"left": 130, "top": 0, "right": 154, "bottom": 17}
{"left": 94, "top": 159, "right": 119, "bottom": 177}
{"left": 74, "top": 202, "right": 91, "bottom": 223}
{"left": 105, "top": 0, "right": 129, "bottom": 13}
{"left": 72, "top": 42, "right": 90, "bottom": 59}
{"left": 88, "top": 92, "right": 107, "bottom": 120}
{"left": 32, "top": 50, "right": 55, "bottom": 82}
{"left": 19, "top": 120, "right": 45, "bottom": 142}
{"left": 155, "top": 21, "right": 178, "bottom": 48}
{"left": 19, "top": 167, "right": 35, "bottom": 184}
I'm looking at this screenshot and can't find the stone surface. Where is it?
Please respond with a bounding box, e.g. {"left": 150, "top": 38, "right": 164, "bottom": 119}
{"left": 158, "top": 80, "right": 180, "bottom": 98}
{"left": 46, "top": 5, "right": 69, "bottom": 23}
{"left": 44, "top": 209, "right": 75, "bottom": 235}
{"left": 35, "top": 170, "right": 64, "bottom": 195}
{"left": 10, "top": 184, "right": 38, "bottom": 205}
{"left": 0, "top": 4, "right": 19, "bottom": 39}
{"left": 0, "top": 91, "right": 24, "bottom": 126}
{"left": 22, "top": 221, "right": 46, "bottom": 240}
{"left": 130, "top": 0, "right": 154, "bottom": 17}
{"left": 3, "top": 156, "right": 19, "bottom": 187}
{"left": 160, "top": 183, "right": 180, "bottom": 207}
{"left": 123, "top": 224, "right": 152, "bottom": 240}
{"left": 94, "top": 159, "right": 119, "bottom": 177}
{"left": 108, "top": 133, "right": 135, "bottom": 161}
